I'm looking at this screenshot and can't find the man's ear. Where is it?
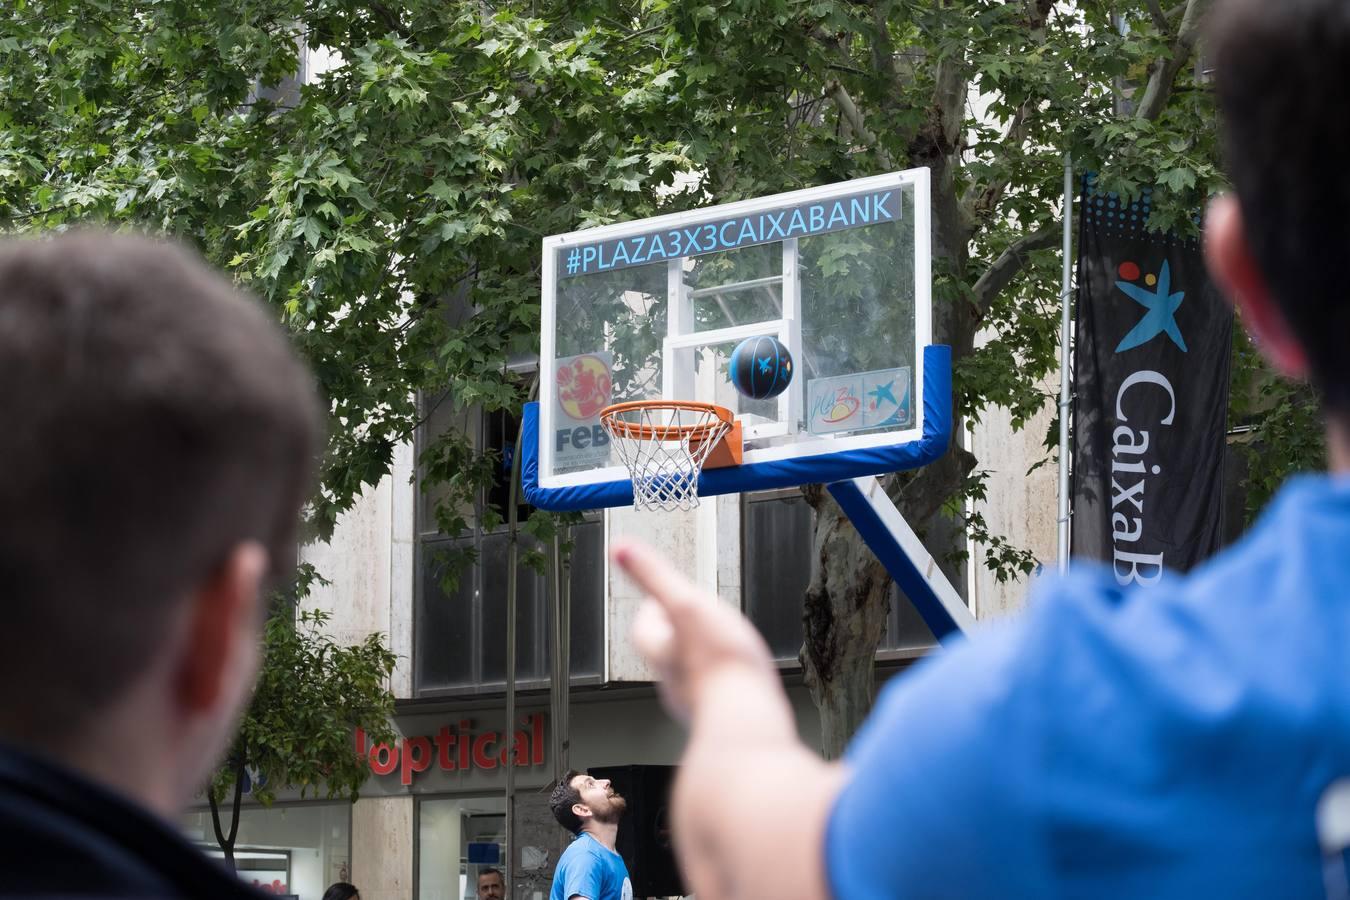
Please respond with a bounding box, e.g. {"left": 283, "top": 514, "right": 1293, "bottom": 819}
{"left": 572, "top": 802, "right": 593, "bottom": 822}
{"left": 176, "top": 541, "right": 268, "bottom": 713}
{"left": 1205, "top": 193, "right": 1309, "bottom": 378}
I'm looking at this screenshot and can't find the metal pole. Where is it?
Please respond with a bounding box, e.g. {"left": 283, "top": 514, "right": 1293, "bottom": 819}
{"left": 558, "top": 527, "right": 571, "bottom": 775}
{"left": 504, "top": 378, "right": 536, "bottom": 900}
{"left": 504, "top": 483, "right": 519, "bottom": 897}
{"left": 548, "top": 534, "right": 564, "bottom": 784}
{"left": 1057, "top": 154, "right": 1074, "bottom": 573}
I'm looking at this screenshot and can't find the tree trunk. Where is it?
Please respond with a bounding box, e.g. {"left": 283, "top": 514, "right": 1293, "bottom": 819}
{"left": 799, "top": 485, "right": 895, "bottom": 759}
{"left": 208, "top": 755, "right": 247, "bottom": 872}
{"left": 798, "top": 126, "right": 974, "bottom": 753}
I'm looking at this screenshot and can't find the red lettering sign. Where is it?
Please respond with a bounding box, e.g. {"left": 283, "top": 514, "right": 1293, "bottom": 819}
{"left": 355, "top": 713, "right": 546, "bottom": 783}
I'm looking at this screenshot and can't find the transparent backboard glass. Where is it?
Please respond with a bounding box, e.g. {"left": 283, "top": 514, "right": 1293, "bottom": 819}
{"left": 541, "top": 170, "right": 931, "bottom": 487}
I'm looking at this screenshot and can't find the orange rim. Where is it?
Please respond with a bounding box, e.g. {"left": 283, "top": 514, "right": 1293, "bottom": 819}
{"left": 600, "top": 400, "right": 734, "bottom": 442}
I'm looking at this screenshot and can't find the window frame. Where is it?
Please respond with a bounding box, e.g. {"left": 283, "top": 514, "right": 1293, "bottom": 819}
{"left": 413, "top": 380, "right": 604, "bottom": 699}
{"left": 739, "top": 487, "right": 937, "bottom": 670}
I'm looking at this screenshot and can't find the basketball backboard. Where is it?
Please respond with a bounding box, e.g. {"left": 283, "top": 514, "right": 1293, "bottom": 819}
{"left": 526, "top": 168, "right": 945, "bottom": 511}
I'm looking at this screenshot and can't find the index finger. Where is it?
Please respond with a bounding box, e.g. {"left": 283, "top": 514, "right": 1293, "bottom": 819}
{"left": 611, "top": 538, "right": 702, "bottom": 615}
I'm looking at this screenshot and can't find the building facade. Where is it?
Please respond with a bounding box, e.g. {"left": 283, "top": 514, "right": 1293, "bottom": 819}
{"left": 180, "top": 369, "right": 1059, "bottom": 900}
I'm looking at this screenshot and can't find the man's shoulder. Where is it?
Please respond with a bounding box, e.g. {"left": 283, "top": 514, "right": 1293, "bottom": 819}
{"left": 556, "top": 835, "right": 627, "bottom": 879}
{"left": 557, "top": 834, "right": 605, "bottom": 865}
{"left": 0, "top": 746, "right": 263, "bottom": 899}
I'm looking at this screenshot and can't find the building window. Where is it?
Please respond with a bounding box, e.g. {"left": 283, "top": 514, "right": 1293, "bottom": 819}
{"left": 181, "top": 802, "right": 351, "bottom": 899}
{"left": 415, "top": 388, "right": 604, "bottom": 696}
{"left": 742, "top": 490, "right": 935, "bottom": 663}
{"left": 418, "top": 796, "right": 507, "bottom": 900}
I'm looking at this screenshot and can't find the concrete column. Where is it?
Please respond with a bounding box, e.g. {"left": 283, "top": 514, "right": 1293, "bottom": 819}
{"left": 966, "top": 398, "right": 1057, "bottom": 620}
{"left": 352, "top": 796, "right": 414, "bottom": 900}
{"left": 299, "top": 438, "right": 415, "bottom": 698}
{"left": 389, "top": 441, "right": 416, "bottom": 698}
{"left": 300, "top": 477, "right": 393, "bottom": 644}
{"left": 606, "top": 493, "right": 739, "bottom": 682}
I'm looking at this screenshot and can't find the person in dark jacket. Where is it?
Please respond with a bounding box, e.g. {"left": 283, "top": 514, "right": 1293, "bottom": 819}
{"left": 0, "top": 233, "right": 321, "bottom": 897}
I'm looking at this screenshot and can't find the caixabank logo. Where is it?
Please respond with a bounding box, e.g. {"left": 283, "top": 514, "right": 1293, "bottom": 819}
{"left": 1106, "top": 256, "right": 1187, "bottom": 587}
{"left": 1076, "top": 177, "right": 1230, "bottom": 584}
{"left": 1114, "top": 259, "right": 1187, "bottom": 353}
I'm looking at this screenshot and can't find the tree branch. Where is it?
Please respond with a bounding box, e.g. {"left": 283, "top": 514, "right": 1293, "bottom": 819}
{"left": 1145, "top": 0, "right": 1172, "bottom": 34}
{"left": 892, "top": 442, "right": 978, "bottom": 527}
{"left": 823, "top": 80, "right": 895, "bottom": 168}
{"left": 208, "top": 790, "right": 229, "bottom": 851}
{"left": 868, "top": 1, "right": 907, "bottom": 118}
{"left": 369, "top": 2, "right": 412, "bottom": 40}
{"left": 970, "top": 224, "right": 1060, "bottom": 320}
{"left": 227, "top": 755, "right": 246, "bottom": 847}
{"left": 930, "top": 57, "right": 966, "bottom": 157}
{"left": 958, "top": 0, "right": 1052, "bottom": 227}
{"left": 1134, "top": 0, "right": 1213, "bottom": 121}
{"left": 960, "top": 102, "right": 1033, "bottom": 223}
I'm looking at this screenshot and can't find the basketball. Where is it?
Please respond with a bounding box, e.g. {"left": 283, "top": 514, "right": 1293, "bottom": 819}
{"left": 730, "top": 335, "right": 793, "bottom": 400}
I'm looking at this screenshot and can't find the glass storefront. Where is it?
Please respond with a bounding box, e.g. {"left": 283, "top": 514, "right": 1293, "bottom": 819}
{"left": 182, "top": 802, "right": 352, "bottom": 899}
{"left": 418, "top": 795, "right": 507, "bottom": 900}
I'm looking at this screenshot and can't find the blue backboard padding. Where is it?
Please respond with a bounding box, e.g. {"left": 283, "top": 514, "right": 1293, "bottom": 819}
{"left": 825, "top": 479, "right": 965, "bottom": 645}
{"left": 522, "top": 345, "right": 952, "bottom": 512}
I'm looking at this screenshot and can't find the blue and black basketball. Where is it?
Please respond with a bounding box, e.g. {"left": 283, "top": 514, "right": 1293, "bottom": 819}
{"left": 730, "top": 335, "right": 794, "bottom": 400}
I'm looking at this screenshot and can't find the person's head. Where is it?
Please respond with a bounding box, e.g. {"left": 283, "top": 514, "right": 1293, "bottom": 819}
{"left": 0, "top": 232, "right": 320, "bottom": 810}
{"left": 549, "top": 769, "right": 627, "bottom": 835}
{"left": 1206, "top": 0, "right": 1350, "bottom": 432}
{"left": 321, "top": 883, "right": 360, "bottom": 900}
{"left": 477, "top": 867, "right": 505, "bottom": 900}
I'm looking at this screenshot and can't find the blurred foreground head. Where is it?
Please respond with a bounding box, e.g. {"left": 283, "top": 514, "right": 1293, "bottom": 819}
{"left": 1208, "top": 0, "right": 1350, "bottom": 421}
{"left": 0, "top": 232, "right": 320, "bottom": 810}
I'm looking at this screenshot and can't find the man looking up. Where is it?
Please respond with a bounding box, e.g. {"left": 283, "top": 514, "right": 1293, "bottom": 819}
{"left": 613, "top": 1, "right": 1350, "bottom": 897}
{"left": 548, "top": 771, "right": 633, "bottom": 900}
{"left": 0, "top": 233, "right": 321, "bottom": 896}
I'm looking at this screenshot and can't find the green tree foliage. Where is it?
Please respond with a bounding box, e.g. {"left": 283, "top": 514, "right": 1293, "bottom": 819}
{"left": 1, "top": 0, "right": 1323, "bottom": 751}
{"left": 208, "top": 609, "right": 397, "bottom": 870}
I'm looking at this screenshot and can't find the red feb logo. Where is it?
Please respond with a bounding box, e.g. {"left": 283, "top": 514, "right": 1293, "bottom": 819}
{"left": 557, "top": 355, "right": 612, "bottom": 420}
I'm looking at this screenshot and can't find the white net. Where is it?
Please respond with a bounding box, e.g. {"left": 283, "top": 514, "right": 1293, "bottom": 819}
{"left": 601, "top": 403, "right": 733, "bottom": 511}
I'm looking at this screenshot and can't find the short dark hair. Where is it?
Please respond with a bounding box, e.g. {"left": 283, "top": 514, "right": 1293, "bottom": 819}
{"left": 478, "top": 867, "right": 503, "bottom": 883}
{"left": 1210, "top": 0, "right": 1350, "bottom": 414}
{"left": 0, "top": 232, "right": 321, "bottom": 743}
{"left": 549, "top": 769, "right": 586, "bottom": 834}
{"left": 321, "top": 883, "right": 359, "bottom": 900}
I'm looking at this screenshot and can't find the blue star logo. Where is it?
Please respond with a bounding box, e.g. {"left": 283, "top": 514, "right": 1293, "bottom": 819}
{"left": 757, "top": 357, "right": 772, "bottom": 374}
{"left": 1115, "top": 261, "right": 1187, "bottom": 353}
{"left": 867, "top": 380, "right": 898, "bottom": 406}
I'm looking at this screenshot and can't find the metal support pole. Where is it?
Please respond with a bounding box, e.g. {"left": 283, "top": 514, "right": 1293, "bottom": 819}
{"left": 1057, "top": 155, "right": 1075, "bottom": 573}
{"left": 827, "top": 476, "right": 976, "bottom": 642}
{"left": 548, "top": 534, "right": 565, "bottom": 785}
{"left": 558, "top": 527, "right": 571, "bottom": 775}
{"left": 504, "top": 377, "right": 536, "bottom": 900}
{"left": 548, "top": 530, "right": 571, "bottom": 778}
{"left": 504, "top": 495, "right": 518, "bottom": 897}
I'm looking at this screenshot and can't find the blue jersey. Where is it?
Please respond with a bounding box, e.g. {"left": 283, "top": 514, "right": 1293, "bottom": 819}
{"left": 550, "top": 832, "right": 632, "bottom": 900}
{"left": 826, "top": 476, "right": 1350, "bottom": 898}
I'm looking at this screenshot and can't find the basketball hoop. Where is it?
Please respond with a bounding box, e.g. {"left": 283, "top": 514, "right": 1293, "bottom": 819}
{"left": 600, "top": 401, "right": 741, "bottom": 511}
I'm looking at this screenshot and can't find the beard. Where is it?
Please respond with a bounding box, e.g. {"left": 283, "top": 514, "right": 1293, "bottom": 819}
{"left": 593, "top": 791, "right": 627, "bottom": 824}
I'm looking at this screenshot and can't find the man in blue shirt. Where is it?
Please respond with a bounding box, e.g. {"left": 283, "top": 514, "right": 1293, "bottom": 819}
{"left": 549, "top": 770, "right": 634, "bottom": 900}
{"left": 611, "top": 1, "right": 1350, "bottom": 897}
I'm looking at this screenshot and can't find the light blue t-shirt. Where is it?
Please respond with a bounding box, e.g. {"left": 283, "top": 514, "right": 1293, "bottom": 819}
{"left": 827, "top": 476, "right": 1350, "bottom": 898}
{"left": 550, "top": 832, "right": 632, "bottom": 900}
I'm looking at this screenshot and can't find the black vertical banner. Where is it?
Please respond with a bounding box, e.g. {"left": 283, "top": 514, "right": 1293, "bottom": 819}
{"left": 1070, "top": 179, "right": 1232, "bottom": 586}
